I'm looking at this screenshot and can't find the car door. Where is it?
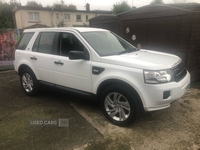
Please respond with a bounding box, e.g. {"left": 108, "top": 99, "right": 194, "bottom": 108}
{"left": 52, "top": 32, "right": 92, "bottom": 93}
{"left": 30, "top": 32, "right": 58, "bottom": 84}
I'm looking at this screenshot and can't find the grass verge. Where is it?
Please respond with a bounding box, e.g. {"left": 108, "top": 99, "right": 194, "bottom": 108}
{"left": 0, "top": 65, "right": 14, "bottom": 71}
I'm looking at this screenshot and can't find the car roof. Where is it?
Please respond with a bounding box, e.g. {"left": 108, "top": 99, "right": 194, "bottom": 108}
{"left": 23, "top": 27, "right": 108, "bottom": 33}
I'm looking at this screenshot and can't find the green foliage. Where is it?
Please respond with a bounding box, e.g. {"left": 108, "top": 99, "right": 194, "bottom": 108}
{"left": 68, "top": 4, "right": 77, "bottom": 10}
{"left": 150, "top": 0, "right": 164, "bottom": 5}
{"left": 53, "top": 3, "right": 77, "bottom": 10}
{"left": 112, "top": 1, "right": 132, "bottom": 14}
{"left": 0, "top": 1, "right": 20, "bottom": 28}
{"left": 57, "top": 21, "right": 65, "bottom": 27}
{"left": 172, "top": 0, "right": 187, "bottom": 3}
{"left": 26, "top": 1, "right": 43, "bottom": 7}
{"left": 53, "top": 3, "right": 65, "bottom": 9}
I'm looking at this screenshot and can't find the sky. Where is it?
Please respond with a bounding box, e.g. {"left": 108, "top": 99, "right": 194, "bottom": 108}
{"left": 3, "top": 0, "right": 200, "bottom": 10}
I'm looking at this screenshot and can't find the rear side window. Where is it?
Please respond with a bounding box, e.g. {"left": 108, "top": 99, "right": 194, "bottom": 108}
{"left": 17, "top": 32, "right": 34, "bottom": 50}
{"left": 33, "top": 32, "right": 56, "bottom": 54}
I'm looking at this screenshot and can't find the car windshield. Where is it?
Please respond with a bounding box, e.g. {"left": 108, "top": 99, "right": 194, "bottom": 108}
{"left": 81, "top": 31, "right": 137, "bottom": 56}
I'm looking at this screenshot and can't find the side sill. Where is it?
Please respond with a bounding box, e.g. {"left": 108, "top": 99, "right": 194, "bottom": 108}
{"left": 40, "top": 81, "right": 54, "bottom": 87}
{"left": 39, "top": 81, "right": 98, "bottom": 101}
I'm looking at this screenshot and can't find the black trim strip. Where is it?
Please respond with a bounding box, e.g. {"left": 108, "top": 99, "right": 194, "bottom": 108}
{"left": 39, "top": 81, "right": 97, "bottom": 100}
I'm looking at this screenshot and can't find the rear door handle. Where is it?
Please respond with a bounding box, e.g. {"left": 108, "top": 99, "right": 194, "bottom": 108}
{"left": 30, "top": 56, "right": 37, "bottom": 60}
{"left": 54, "top": 61, "right": 64, "bottom": 65}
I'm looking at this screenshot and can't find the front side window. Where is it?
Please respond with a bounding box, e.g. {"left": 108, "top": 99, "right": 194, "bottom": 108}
{"left": 33, "top": 32, "right": 56, "bottom": 54}
{"left": 60, "top": 33, "right": 87, "bottom": 57}
{"left": 28, "top": 12, "right": 40, "bottom": 22}
{"left": 81, "top": 31, "right": 137, "bottom": 56}
{"left": 17, "top": 32, "right": 34, "bottom": 50}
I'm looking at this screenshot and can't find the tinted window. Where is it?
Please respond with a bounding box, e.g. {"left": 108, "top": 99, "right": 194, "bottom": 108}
{"left": 17, "top": 32, "right": 34, "bottom": 50}
{"left": 60, "top": 33, "right": 86, "bottom": 56}
{"left": 33, "top": 32, "right": 56, "bottom": 54}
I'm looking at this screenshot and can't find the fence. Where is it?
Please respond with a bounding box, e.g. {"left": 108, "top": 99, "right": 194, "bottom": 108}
{"left": 90, "top": 4, "right": 200, "bottom": 82}
{"left": 0, "top": 29, "right": 21, "bottom": 67}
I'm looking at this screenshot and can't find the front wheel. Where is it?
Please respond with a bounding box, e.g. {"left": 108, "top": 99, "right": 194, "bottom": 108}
{"left": 20, "top": 68, "right": 40, "bottom": 96}
{"left": 100, "top": 85, "right": 140, "bottom": 127}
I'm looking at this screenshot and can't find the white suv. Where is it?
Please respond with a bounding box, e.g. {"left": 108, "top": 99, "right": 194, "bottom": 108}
{"left": 14, "top": 27, "right": 190, "bottom": 126}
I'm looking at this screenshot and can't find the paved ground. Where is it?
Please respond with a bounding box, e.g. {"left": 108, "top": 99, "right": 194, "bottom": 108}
{"left": 0, "top": 71, "right": 200, "bottom": 150}
{"left": 0, "top": 71, "right": 101, "bottom": 150}
{"left": 71, "top": 83, "right": 200, "bottom": 150}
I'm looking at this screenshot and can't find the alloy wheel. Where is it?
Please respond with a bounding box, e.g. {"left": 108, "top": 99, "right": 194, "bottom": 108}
{"left": 22, "top": 73, "right": 34, "bottom": 93}
{"left": 104, "top": 92, "right": 131, "bottom": 122}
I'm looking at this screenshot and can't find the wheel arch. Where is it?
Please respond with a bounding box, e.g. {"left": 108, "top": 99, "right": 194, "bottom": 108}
{"left": 96, "top": 79, "right": 144, "bottom": 110}
{"left": 19, "top": 64, "right": 40, "bottom": 96}
{"left": 18, "top": 64, "right": 36, "bottom": 78}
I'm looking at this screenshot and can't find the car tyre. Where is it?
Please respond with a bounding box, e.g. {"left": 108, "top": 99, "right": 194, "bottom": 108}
{"left": 20, "top": 68, "right": 40, "bottom": 96}
{"left": 100, "top": 84, "right": 140, "bottom": 127}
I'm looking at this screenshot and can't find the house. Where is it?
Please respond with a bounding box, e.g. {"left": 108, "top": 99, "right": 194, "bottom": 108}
{"left": 13, "top": 3, "right": 112, "bottom": 29}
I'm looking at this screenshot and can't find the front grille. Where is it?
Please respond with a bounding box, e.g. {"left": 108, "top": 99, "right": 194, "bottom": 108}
{"left": 171, "top": 60, "right": 187, "bottom": 82}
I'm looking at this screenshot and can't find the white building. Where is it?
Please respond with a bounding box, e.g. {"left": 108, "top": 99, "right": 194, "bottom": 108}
{"left": 13, "top": 4, "right": 112, "bottom": 29}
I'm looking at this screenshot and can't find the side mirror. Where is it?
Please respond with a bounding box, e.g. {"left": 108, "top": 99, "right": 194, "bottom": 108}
{"left": 69, "top": 51, "right": 89, "bottom": 60}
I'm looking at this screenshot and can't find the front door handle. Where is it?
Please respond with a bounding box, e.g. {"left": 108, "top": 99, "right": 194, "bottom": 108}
{"left": 54, "top": 61, "right": 64, "bottom": 65}
{"left": 30, "top": 56, "right": 37, "bottom": 60}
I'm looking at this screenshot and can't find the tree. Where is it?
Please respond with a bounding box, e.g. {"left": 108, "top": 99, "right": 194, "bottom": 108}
{"left": 172, "top": 0, "right": 187, "bottom": 3}
{"left": 112, "top": 1, "right": 132, "bottom": 14}
{"left": 0, "top": 1, "right": 20, "bottom": 28}
{"left": 150, "top": 0, "right": 164, "bottom": 5}
{"left": 53, "top": 3, "right": 64, "bottom": 9}
{"left": 26, "top": 0, "right": 43, "bottom": 7}
{"left": 9, "top": 0, "right": 19, "bottom": 3}
{"left": 68, "top": 4, "right": 77, "bottom": 10}
{"left": 57, "top": 21, "right": 65, "bottom": 27}
{"left": 52, "top": 3, "right": 76, "bottom": 10}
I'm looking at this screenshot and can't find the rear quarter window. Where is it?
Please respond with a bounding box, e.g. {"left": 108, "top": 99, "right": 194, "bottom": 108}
{"left": 17, "top": 32, "right": 34, "bottom": 50}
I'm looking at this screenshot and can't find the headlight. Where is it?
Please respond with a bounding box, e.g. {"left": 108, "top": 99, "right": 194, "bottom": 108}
{"left": 144, "top": 69, "right": 174, "bottom": 84}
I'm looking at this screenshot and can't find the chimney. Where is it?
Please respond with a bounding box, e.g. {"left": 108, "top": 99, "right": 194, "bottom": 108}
{"left": 86, "top": 3, "right": 90, "bottom": 11}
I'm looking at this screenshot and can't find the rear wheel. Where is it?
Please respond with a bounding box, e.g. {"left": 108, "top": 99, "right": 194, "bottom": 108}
{"left": 101, "top": 84, "right": 140, "bottom": 126}
{"left": 20, "top": 68, "right": 40, "bottom": 96}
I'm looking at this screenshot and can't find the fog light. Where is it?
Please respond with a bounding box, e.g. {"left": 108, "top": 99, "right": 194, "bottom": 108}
{"left": 163, "top": 91, "right": 171, "bottom": 99}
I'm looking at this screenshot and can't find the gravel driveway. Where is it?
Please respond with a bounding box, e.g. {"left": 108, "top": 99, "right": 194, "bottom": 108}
{"left": 71, "top": 78, "right": 200, "bottom": 150}
{"left": 0, "top": 71, "right": 200, "bottom": 150}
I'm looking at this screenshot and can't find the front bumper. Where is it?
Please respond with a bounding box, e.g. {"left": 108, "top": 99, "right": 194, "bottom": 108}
{"left": 140, "top": 71, "right": 191, "bottom": 111}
